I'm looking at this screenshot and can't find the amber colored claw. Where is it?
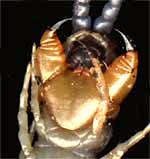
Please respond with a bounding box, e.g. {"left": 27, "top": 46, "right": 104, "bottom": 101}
{"left": 104, "top": 51, "right": 138, "bottom": 105}
{"left": 34, "top": 30, "right": 67, "bottom": 83}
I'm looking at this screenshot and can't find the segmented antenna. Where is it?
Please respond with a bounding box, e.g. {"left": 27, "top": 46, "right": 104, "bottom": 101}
{"left": 72, "top": 0, "right": 91, "bottom": 31}
{"left": 93, "top": 0, "right": 123, "bottom": 34}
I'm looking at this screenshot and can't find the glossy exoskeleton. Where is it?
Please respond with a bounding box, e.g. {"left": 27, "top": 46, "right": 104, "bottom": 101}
{"left": 18, "top": 1, "right": 150, "bottom": 159}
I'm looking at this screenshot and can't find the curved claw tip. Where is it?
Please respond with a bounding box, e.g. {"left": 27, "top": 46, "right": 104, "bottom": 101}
{"left": 115, "top": 29, "right": 135, "bottom": 51}
{"left": 51, "top": 18, "right": 72, "bottom": 32}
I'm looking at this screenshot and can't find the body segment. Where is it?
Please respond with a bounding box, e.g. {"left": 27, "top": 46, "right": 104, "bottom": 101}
{"left": 41, "top": 69, "right": 101, "bottom": 130}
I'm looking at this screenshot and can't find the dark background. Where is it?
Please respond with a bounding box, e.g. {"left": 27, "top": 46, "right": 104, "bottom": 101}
{"left": 2, "top": 1, "right": 149, "bottom": 158}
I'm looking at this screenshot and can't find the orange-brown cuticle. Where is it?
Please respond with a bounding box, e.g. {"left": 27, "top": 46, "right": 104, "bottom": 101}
{"left": 34, "top": 30, "right": 67, "bottom": 83}
{"left": 104, "top": 51, "right": 138, "bottom": 105}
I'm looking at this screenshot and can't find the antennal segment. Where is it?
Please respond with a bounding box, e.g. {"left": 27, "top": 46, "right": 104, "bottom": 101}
{"left": 72, "top": 0, "right": 91, "bottom": 32}
{"left": 93, "top": 0, "right": 123, "bottom": 34}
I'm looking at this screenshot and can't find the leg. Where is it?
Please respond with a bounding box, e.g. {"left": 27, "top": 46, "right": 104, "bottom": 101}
{"left": 29, "top": 121, "right": 36, "bottom": 142}
{"left": 101, "top": 123, "right": 150, "bottom": 159}
{"left": 90, "top": 58, "right": 110, "bottom": 135}
{"left": 30, "top": 70, "right": 47, "bottom": 138}
{"left": 18, "top": 64, "right": 35, "bottom": 158}
{"left": 30, "top": 44, "right": 47, "bottom": 138}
